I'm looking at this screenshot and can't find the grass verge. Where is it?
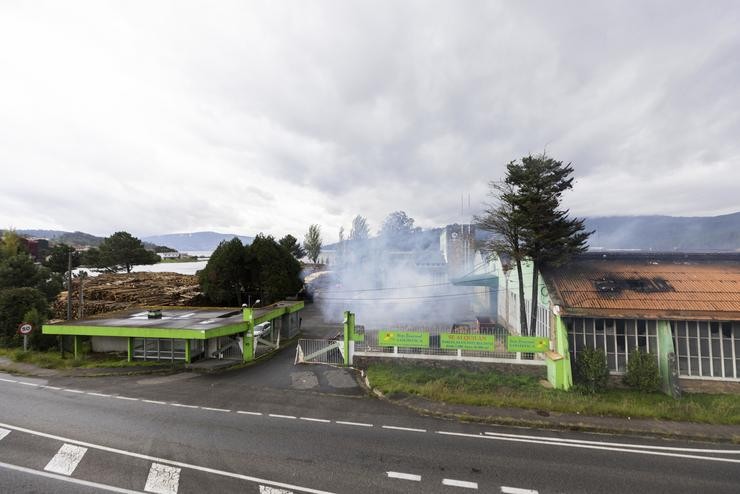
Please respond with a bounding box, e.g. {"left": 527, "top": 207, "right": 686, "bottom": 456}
{"left": 0, "top": 348, "right": 166, "bottom": 369}
{"left": 366, "top": 363, "right": 740, "bottom": 425}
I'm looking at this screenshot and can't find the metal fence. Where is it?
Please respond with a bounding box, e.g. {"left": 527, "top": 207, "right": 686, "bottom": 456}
{"left": 354, "top": 326, "right": 543, "bottom": 365}
{"left": 296, "top": 339, "right": 344, "bottom": 365}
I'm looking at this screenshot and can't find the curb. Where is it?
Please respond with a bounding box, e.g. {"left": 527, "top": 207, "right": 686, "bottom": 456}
{"left": 361, "top": 371, "right": 740, "bottom": 445}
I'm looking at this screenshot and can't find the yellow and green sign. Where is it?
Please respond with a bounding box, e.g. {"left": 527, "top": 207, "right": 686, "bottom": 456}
{"left": 440, "top": 333, "right": 495, "bottom": 351}
{"left": 379, "top": 331, "right": 429, "bottom": 348}
{"left": 507, "top": 335, "right": 549, "bottom": 353}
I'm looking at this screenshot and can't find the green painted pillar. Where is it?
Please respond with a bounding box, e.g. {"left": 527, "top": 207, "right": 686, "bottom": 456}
{"left": 185, "top": 339, "right": 191, "bottom": 364}
{"left": 657, "top": 320, "right": 679, "bottom": 396}
{"left": 73, "top": 335, "right": 81, "bottom": 360}
{"left": 343, "top": 311, "right": 353, "bottom": 366}
{"left": 546, "top": 316, "right": 573, "bottom": 390}
{"left": 127, "top": 337, "right": 133, "bottom": 362}
{"left": 243, "top": 308, "right": 254, "bottom": 362}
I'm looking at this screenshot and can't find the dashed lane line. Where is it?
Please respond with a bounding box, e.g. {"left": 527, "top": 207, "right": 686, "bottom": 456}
{"left": 381, "top": 425, "right": 426, "bottom": 433}
{"left": 442, "top": 478, "right": 478, "bottom": 489}
{"left": 237, "top": 411, "right": 263, "bottom": 416}
{"left": 336, "top": 421, "right": 373, "bottom": 428}
{"left": 143, "top": 400, "right": 167, "bottom": 405}
{"left": 19, "top": 381, "right": 39, "bottom": 387}
{"left": 63, "top": 388, "right": 85, "bottom": 394}
{"left": 44, "top": 386, "right": 62, "bottom": 390}
{"left": 300, "top": 417, "right": 331, "bottom": 423}
{"left": 501, "top": 487, "right": 538, "bottom": 494}
{"left": 144, "top": 462, "right": 181, "bottom": 494}
{"left": 483, "top": 430, "right": 740, "bottom": 454}
{"left": 260, "top": 485, "right": 294, "bottom": 494}
{"left": 44, "top": 443, "right": 88, "bottom": 476}
{"left": 0, "top": 460, "right": 144, "bottom": 494}
{"left": 269, "top": 414, "right": 297, "bottom": 420}
{"left": 115, "top": 396, "right": 139, "bottom": 401}
{"left": 170, "top": 403, "right": 198, "bottom": 409}
{"left": 200, "top": 407, "right": 231, "bottom": 413}
{"left": 438, "top": 431, "right": 740, "bottom": 464}
{"left": 386, "top": 471, "right": 421, "bottom": 481}
{"left": 87, "top": 392, "right": 111, "bottom": 397}
{"left": 0, "top": 422, "right": 336, "bottom": 494}
{"left": 0, "top": 378, "right": 18, "bottom": 383}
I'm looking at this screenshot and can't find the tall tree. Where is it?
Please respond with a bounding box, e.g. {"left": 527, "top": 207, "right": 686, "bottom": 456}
{"left": 349, "top": 215, "right": 370, "bottom": 241}
{"left": 303, "top": 224, "right": 322, "bottom": 264}
{"left": 246, "top": 234, "right": 303, "bottom": 303}
{"left": 87, "top": 231, "right": 160, "bottom": 273}
{"left": 198, "top": 238, "right": 248, "bottom": 305}
{"left": 278, "top": 234, "right": 306, "bottom": 259}
{"left": 476, "top": 182, "right": 529, "bottom": 335}
{"left": 379, "top": 211, "right": 419, "bottom": 249}
{"left": 477, "top": 154, "right": 591, "bottom": 335}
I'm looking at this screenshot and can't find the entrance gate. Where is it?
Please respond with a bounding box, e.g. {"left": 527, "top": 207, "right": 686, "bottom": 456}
{"left": 295, "top": 339, "right": 344, "bottom": 365}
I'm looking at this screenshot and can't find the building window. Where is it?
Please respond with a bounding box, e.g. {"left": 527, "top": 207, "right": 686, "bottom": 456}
{"left": 567, "top": 318, "right": 658, "bottom": 373}
{"left": 673, "top": 321, "right": 738, "bottom": 379}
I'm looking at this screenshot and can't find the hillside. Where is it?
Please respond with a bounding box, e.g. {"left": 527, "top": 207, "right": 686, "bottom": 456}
{"left": 142, "top": 231, "right": 254, "bottom": 252}
{"left": 586, "top": 212, "right": 740, "bottom": 252}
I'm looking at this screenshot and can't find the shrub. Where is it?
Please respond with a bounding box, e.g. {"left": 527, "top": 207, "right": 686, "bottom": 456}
{"left": 624, "top": 349, "right": 661, "bottom": 392}
{"left": 575, "top": 347, "right": 609, "bottom": 393}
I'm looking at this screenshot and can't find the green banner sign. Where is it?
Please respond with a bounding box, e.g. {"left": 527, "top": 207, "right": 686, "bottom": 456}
{"left": 507, "top": 335, "right": 549, "bottom": 353}
{"left": 440, "top": 333, "right": 495, "bottom": 351}
{"left": 379, "top": 331, "right": 429, "bottom": 348}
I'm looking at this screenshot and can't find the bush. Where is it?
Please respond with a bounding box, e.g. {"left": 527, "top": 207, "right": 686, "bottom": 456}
{"left": 624, "top": 349, "right": 661, "bottom": 392}
{"left": 575, "top": 347, "right": 609, "bottom": 393}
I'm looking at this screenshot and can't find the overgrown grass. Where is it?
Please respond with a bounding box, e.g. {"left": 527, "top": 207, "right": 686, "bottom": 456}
{"left": 0, "top": 348, "right": 168, "bottom": 369}
{"left": 366, "top": 363, "right": 740, "bottom": 425}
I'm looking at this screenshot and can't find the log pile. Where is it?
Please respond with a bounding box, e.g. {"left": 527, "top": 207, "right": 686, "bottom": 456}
{"left": 53, "top": 272, "right": 203, "bottom": 320}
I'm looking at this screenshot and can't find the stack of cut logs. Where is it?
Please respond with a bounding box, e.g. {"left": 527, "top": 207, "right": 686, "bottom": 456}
{"left": 53, "top": 272, "right": 203, "bottom": 320}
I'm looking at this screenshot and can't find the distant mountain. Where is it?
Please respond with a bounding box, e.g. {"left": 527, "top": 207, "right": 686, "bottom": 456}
{"left": 17, "top": 229, "right": 104, "bottom": 248}
{"left": 142, "top": 232, "right": 254, "bottom": 252}
{"left": 586, "top": 212, "right": 740, "bottom": 252}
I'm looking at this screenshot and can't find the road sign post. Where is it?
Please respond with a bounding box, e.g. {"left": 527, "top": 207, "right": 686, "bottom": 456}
{"left": 18, "top": 322, "right": 33, "bottom": 352}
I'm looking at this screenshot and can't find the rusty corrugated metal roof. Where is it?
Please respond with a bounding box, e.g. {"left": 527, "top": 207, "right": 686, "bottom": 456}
{"left": 543, "top": 254, "right": 740, "bottom": 320}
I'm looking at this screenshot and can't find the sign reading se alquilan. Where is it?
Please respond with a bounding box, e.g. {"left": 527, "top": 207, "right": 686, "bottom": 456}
{"left": 440, "top": 333, "right": 495, "bottom": 351}
{"left": 379, "top": 331, "right": 429, "bottom": 348}
{"left": 506, "top": 335, "right": 549, "bottom": 353}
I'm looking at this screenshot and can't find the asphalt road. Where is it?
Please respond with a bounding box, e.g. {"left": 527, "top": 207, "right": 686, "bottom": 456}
{"left": 1, "top": 362, "right": 739, "bottom": 494}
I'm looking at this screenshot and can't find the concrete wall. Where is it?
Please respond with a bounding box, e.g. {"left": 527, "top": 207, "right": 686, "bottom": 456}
{"left": 91, "top": 336, "right": 128, "bottom": 353}
{"left": 352, "top": 355, "right": 547, "bottom": 378}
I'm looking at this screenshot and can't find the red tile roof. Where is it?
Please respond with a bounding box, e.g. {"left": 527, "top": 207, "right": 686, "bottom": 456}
{"left": 543, "top": 253, "right": 740, "bottom": 320}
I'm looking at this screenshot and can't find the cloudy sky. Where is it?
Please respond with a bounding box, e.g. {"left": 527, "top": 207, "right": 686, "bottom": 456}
{"left": 1, "top": 1, "right": 738, "bottom": 242}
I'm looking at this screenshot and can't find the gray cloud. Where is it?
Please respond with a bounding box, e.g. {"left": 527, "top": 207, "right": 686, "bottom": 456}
{"left": 1, "top": 1, "right": 738, "bottom": 241}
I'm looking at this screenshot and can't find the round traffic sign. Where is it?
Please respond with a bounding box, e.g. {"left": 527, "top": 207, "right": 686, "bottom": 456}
{"left": 18, "top": 323, "right": 33, "bottom": 335}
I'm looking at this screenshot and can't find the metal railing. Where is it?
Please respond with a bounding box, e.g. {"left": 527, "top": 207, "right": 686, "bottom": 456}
{"left": 296, "top": 339, "right": 344, "bottom": 365}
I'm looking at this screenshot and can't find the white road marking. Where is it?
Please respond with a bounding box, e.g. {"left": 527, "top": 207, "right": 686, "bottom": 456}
{"left": 237, "top": 410, "right": 263, "bottom": 416}
{"left": 19, "top": 381, "right": 39, "bottom": 387}
{"left": 382, "top": 425, "right": 426, "bottom": 433}
{"left": 87, "top": 392, "right": 111, "bottom": 397}
{"left": 44, "top": 386, "right": 62, "bottom": 390}
{"left": 171, "top": 403, "right": 198, "bottom": 408}
{"left": 483, "top": 430, "right": 740, "bottom": 454}
{"left": 200, "top": 406, "right": 230, "bottom": 412}
{"left": 143, "top": 400, "right": 167, "bottom": 405}
{"left": 144, "top": 462, "right": 181, "bottom": 494}
{"left": 44, "top": 443, "right": 88, "bottom": 476}
{"left": 501, "top": 487, "right": 538, "bottom": 494}
{"left": 115, "top": 396, "right": 139, "bottom": 401}
{"left": 0, "top": 460, "right": 143, "bottom": 493}
{"left": 442, "top": 478, "right": 478, "bottom": 489}
{"left": 269, "top": 414, "right": 297, "bottom": 420}
{"left": 436, "top": 431, "right": 740, "bottom": 464}
{"left": 336, "top": 421, "right": 373, "bottom": 427}
{"left": 0, "top": 378, "right": 18, "bottom": 383}
{"left": 0, "top": 428, "right": 9, "bottom": 441}
{"left": 386, "top": 471, "right": 421, "bottom": 481}
{"left": 63, "top": 388, "right": 85, "bottom": 394}
{"left": 300, "top": 417, "right": 331, "bottom": 423}
{"left": 260, "top": 485, "right": 294, "bottom": 494}
{"left": 0, "top": 422, "right": 336, "bottom": 494}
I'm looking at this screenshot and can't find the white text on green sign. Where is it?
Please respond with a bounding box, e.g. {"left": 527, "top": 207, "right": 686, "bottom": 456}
{"left": 379, "top": 331, "right": 429, "bottom": 348}
{"left": 440, "top": 333, "right": 495, "bottom": 351}
{"left": 507, "top": 336, "right": 549, "bottom": 353}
